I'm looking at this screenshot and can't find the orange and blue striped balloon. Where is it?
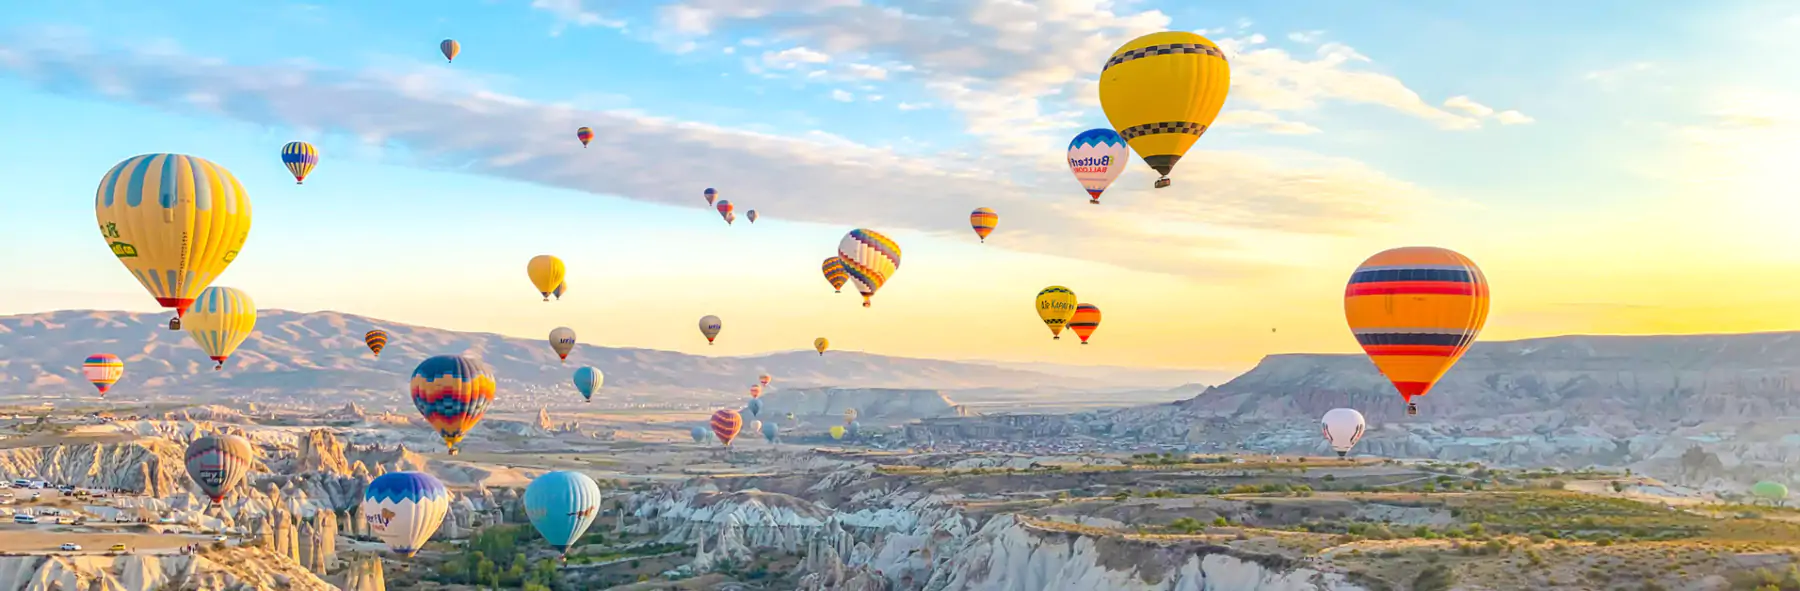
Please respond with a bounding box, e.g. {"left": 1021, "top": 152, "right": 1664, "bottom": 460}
{"left": 1069, "top": 304, "right": 1102, "bottom": 344}
{"left": 82, "top": 354, "right": 125, "bottom": 395}
{"left": 1343, "top": 247, "right": 1490, "bottom": 415}
{"left": 410, "top": 355, "right": 497, "bottom": 455}
{"left": 280, "top": 142, "right": 318, "bottom": 184}
{"left": 969, "top": 208, "right": 998, "bottom": 243}
{"left": 365, "top": 329, "right": 389, "bottom": 357}
{"left": 821, "top": 257, "right": 849, "bottom": 293}
{"left": 710, "top": 409, "right": 743, "bottom": 446}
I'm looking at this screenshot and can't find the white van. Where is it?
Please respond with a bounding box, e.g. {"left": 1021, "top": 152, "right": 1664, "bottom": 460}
{"left": 13, "top": 514, "right": 37, "bottom": 524}
{"left": 10, "top": 479, "right": 29, "bottom": 488}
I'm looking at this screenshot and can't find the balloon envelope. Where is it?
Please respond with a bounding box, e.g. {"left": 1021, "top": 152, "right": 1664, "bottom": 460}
{"left": 690, "top": 426, "right": 707, "bottom": 443}
{"left": 1098, "top": 31, "right": 1231, "bottom": 188}
{"left": 747, "top": 398, "right": 763, "bottom": 417}
{"left": 1066, "top": 129, "right": 1130, "bottom": 203}
{"left": 838, "top": 229, "right": 902, "bottom": 307}
{"left": 280, "top": 141, "right": 319, "bottom": 184}
{"left": 363, "top": 472, "right": 451, "bottom": 557}
{"left": 524, "top": 471, "right": 603, "bottom": 553}
{"left": 822, "top": 257, "right": 850, "bottom": 293}
{"left": 184, "top": 286, "right": 257, "bottom": 370}
{"left": 527, "top": 255, "right": 566, "bottom": 301}
{"left": 704, "top": 187, "right": 718, "bottom": 205}
{"left": 711, "top": 409, "right": 743, "bottom": 445}
{"left": 572, "top": 366, "right": 603, "bottom": 402}
{"left": 96, "top": 153, "right": 253, "bottom": 327}
{"left": 969, "top": 208, "right": 998, "bottom": 241}
{"left": 716, "top": 200, "right": 734, "bottom": 224}
{"left": 699, "top": 315, "right": 722, "bottom": 344}
{"left": 1069, "top": 303, "right": 1102, "bottom": 344}
{"left": 749, "top": 385, "right": 763, "bottom": 399}
{"left": 549, "top": 327, "right": 577, "bottom": 361}
{"left": 1036, "top": 286, "right": 1079, "bottom": 339}
{"left": 1320, "top": 408, "right": 1367, "bottom": 456}
{"left": 747, "top": 210, "right": 759, "bottom": 223}
{"left": 364, "top": 330, "right": 389, "bottom": 357}
{"left": 814, "top": 337, "right": 830, "bottom": 355}
{"left": 1753, "top": 481, "right": 1789, "bottom": 501}
{"left": 82, "top": 354, "right": 124, "bottom": 395}
{"left": 552, "top": 281, "right": 567, "bottom": 300}
{"left": 759, "top": 373, "right": 773, "bottom": 387}
{"left": 576, "top": 127, "right": 593, "bottom": 147}
{"left": 440, "top": 39, "right": 460, "bottom": 62}
{"left": 185, "top": 434, "right": 254, "bottom": 504}
{"left": 761, "top": 421, "right": 779, "bottom": 443}
{"left": 829, "top": 425, "right": 846, "bottom": 440}
{"left": 1344, "top": 247, "right": 1490, "bottom": 414}
{"left": 410, "top": 355, "right": 497, "bottom": 455}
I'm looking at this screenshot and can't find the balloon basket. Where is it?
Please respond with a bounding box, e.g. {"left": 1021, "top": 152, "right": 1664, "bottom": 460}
{"left": 1406, "top": 403, "right": 1418, "bottom": 416}
{"left": 168, "top": 318, "right": 182, "bottom": 331}
{"left": 1154, "top": 177, "right": 1171, "bottom": 189}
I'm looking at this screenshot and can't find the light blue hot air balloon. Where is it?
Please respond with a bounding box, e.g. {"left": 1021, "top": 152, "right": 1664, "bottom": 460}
{"left": 746, "top": 398, "right": 763, "bottom": 417}
{"left": 572, "top": 367, "right": 602, "bottom": 403}
{"left": 524, "top": 471, "right": 603, "bottom": 556}
{"left": 761, "top": 421, "right": 778, "bottom": 443}
{"left": 847, "top": 421, "right": 862, "bottom": 438}
{"left": 690, "top": 426, "right": 707, "bottom": 444}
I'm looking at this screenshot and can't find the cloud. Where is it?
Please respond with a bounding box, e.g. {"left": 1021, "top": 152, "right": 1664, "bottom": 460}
{"left": 761, "top": 46, "right": 831, "bottom": 69}
{"left": 531, "top": 0, "right": 627, "bottom": 32}
{"left": 1441, "top": 95, "right": 1534, "bottom": 127}
{"left": 0, "top": 37, "right": 1442, "bottom": 280}
{"left": 829, "top": 89, "right": 853, "bottom": 102}
{"left": 1582, "top": 61, "right": 1656, "bottom": 88}
{"left": 1494, "top": 110, "right": 1534, "bottom": 125}
{"left": 897, "top": 102, "right": 929, "bottom": 111}
{"left": 1213, "top": 110, "right": 1323, "bottom": 135}
{"left": 843, "top": 63, "right": 888, "bottom": 80}
{"left": 1286, "top": 30, "right": 1325, "bottom": 44}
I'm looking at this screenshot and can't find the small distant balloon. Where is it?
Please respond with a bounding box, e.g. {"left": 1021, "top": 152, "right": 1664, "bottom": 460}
{"left": 759, "top": 373, "right": 773, "bottom": 387}
{"left": 549, "top": 327, "right": 577, "bottom": 362}
{"left": 1069, "top": 304, "right": 1102, "bottom": 344}
{"left": 969, "top": 208, "right": 998, "bottom": 242}
{"left": 365, "top": 330, "right": 389, "bottom": 357}
{"left": 829, "top": 425, "right": 846, "bottom": 440}
{"left": 822, "top": 257, "right": 850, "bottom": 293}
{"left": 699, "top": 315, "right": 722, "bottom": 345}
{"left": 527, "top": 255, "right": 567, "bottom": 302}
{"left": 280, "top": 141, "right": 319, "bottom": 184}
{"left": 716, "top": 200, "right": 734, "bottom": 225}
{"left": 440, "top": 39, "right": 460, "bottom": 63}
{"left": 711, "top": 409, "right": 743, "bottom": 446}
{"left": 689, "top": 426, "right": 707, "bottom": 443}
{"left": 838, "top": 229, "right": 902, "bottom": 308}
{"left": 572, "top": 366, "right": 602, "bottom": 402}
{"left": 82, "top": 354, "right": 124, "bottom": 395}
{"left": 1320, "top": 408, "right": 1367, "bottom": 458}
{"left": 1035, "top": 286, "right": 1079, "bottom": 340}
{"left": 576, "top": 127, "right": 593, "bottom": 148}
{"left": 183, "top": 286, "right": 257, "bottom": 370}
{"left": 704, "top": 188, "right": 718, "bottom": 206}
{"left": 814, "top": 337, "right": 829, "bottom": 355}
{"left": 747, "top": 210, "right": 759, "bottom": 223}
{"left": 552, "top": 281, "right": 568, "bottom": 300}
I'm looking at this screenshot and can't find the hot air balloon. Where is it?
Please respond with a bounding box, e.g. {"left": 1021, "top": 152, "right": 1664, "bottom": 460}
{"left": 410, "top": 355, "right": 497, "bottom": 455}
{"left": 747, "top": 210, "right": 759, "bottom": 223}
{"left": 967, "top": 207, "right": 999, "bottom": 242}
{"left": 1320, "top": 408, "right": 1367, "bottom": 458}
{"left": 1066, "top": 129, "right": 1131, "bottom": 203}
{"left": 746, "top": 398, "right": 763, "bottom": 417}
{"left": 759, "top": 373, "right": 772, "bottom": 387}
{"left": 838, "top": 229, "right": 901, "bottom": 307}
{"left": 690, "top": 426, "right": 707, "bottom": 443}
{"left": 1035, "top": 286, "right": 1079, "bottom": 340}
{"left": 699, "top": 315, "right": 722, "bottom": 345}
{"left": 1753, "top": 481, "right": 1789, "bottom": 505}
{"left": 749, "top": 384, "right": 764, "bottom": 399}
{"left": 552, "top": 281, "right": 568, "bottom": 300}
{"left": 365, "top": 330, "right": 389, "bottom": 357}
{"left": 96, "top": 153, "right": 253, "bottom": 331}
{"left": 524, "top": 471, "right": 602, "bottom": 556}
{"left": 704, "top": 188, "right": 718, "bottom": 206}
{"left": 822, "top": 257, "right": 850, "bottom": 293}
{"left": 280, "top": 141, "right": 319, "bottom": 184}
{"left": 1069, "top": 304, "right": 1102, "bottom": 344}
{"left": 572, "top": 366, "right": 602, "bottom": 402}
{"left": 847, "top": 421, "right": 861, "bottom": 438}
{"left": 575, "top": 127, "right": 593, "bottom": 148}
{"left": 1344, "top": 247, "right": 1490, "bottom": 416}
{"left": 363, "top": 472, "right": 451, "bottom": 557}
{"left": 440, "top": 39, "right": 460, "bottom": 63}
{"left": 785, "top": 412, "right": 797, "bottom": 421}
{"left": 1098, "top": 31, "right": 1232, "bottom": 189}
{"left": 711, "top": 409, "right": 743, "bottom": 446}
{"left": 82, "top": 354, "right": 124, "bottom": 395}
{"left": 844, "top": 408, "right": 858, "bottom": 423}
{"left": 748, "top": 419, "right": 763, "bottom": 438}
{"left": 185, "top": 434, "right": 253, "bottom": 505}
{"left": 761, "top": 421, "right": 779, "bottom": 443}
{"left": 814, "top": 337, "right": 830, "bottom": 356}
{"left": 829, "top": 425, "right": 846, "bottom": 440}
{"left": 716, "top": 200, "right": 734, "bottom": 224}
{"left": 527, "top": 255, "right": 566, "bottom": 301}
{"left": 549, "top": 327, "right": 577, "bottom": 362}
{"left": 726, "top": 211, "right": 737, "bottom": 224}
{"left": 183, "top": 286, "right": 257, "bottom": 370}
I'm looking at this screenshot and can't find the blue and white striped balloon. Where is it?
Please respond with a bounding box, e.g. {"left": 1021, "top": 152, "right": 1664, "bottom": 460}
{"left": 362, "top": 472, "right": 450, "bottom": 558}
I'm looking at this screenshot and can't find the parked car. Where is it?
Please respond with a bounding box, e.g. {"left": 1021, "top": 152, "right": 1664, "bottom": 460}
{"left": 213, "top": 535, "right": 228, "bottom": 542}
{"left": 108, "top": 544, "right": 127, "bottom": 552}
{"left": 58, "top": 543, "right": 80, "bottom": 551}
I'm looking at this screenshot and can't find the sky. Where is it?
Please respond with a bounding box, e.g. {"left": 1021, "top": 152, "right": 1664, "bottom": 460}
{"left": 1, "top": 0, "right": 1798, "bottom": 373}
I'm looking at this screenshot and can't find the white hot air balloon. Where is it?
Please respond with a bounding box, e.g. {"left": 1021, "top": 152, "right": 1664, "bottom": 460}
{"left": 1320, "top": 408, "right": 1367, "bottom": 458}
{"left": 362, "top": 472, "right": 451, "bottom": 558}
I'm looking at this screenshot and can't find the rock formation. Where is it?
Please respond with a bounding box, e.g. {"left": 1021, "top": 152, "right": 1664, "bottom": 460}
{"left": 341, "top": 554, "right": 386, "bottom": 591}
{"left": 0, "top": 439, "right": 187, "bottom": 495}
{"left": 0, "top": 546, "right": 336, "bottom": 591}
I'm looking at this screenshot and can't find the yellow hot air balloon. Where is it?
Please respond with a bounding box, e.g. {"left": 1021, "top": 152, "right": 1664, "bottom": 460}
{"left": 1344, "top": 247, "right": 1490, "bottom": 416}
{"left": 813, "top": 337, "right": 829, "bottom": 356}
{"left": 526, "top": 255, "right": 566, "bottom": 301}
{"left": 183, "top": 286, "right": 257, "bottom": 370}
{"left": 1035, "top": 286, "right": 1079, "bottom": 340}
{"left": 95, "top": 154, "right": 253, "bottom": 331}
{"left": 1098, "top": 31, "right": 1231, "bottom": 189}
{"left": 829, "top": 425, "right": 846, "bottom": 440}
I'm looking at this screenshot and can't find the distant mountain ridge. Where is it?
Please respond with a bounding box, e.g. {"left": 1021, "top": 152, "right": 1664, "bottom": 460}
{"left": 0, "top": 309, "right": 1156, "bottom": 398}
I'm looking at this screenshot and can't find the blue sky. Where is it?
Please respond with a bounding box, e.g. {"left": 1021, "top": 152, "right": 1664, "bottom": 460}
{"left": 1, "top": 0, "right": 1797, "bottom": 370}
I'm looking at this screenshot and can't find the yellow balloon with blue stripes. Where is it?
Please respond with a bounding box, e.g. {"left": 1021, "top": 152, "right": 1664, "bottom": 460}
{"left": 1098, "top": 31, "right": 1231, "bottom": 189}
{"left": 95, "top": 153, "right": 253, "bottom": 331}
{"left": 183, "top": 286, "right": 258, "bottom": 371}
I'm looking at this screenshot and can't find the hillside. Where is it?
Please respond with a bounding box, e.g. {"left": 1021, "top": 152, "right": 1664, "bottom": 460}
{"left": 0, "top": 309, "right": 1134, "bottom": 398}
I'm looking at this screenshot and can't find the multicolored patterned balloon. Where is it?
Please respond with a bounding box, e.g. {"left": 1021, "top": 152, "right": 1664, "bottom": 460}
{"left": 82, "top": 354, "right": 124, "bottom": 395}
{"left": 1066, "top": 128, "right": 1130, "bottom": 203}
{"left": 710, "top": 409, "right": 743, "bottom": 445}
{"left": 1069, "top": 304, "right": 1102, "bottom": 344}
{"left": 716, "top": 200, "right": 734, "bottom": 224}
{"left": 837, "top": 229, "right": 901, "bottom": 308}
{"left": 364, "top": 330, "right": 389, "bottom": 357}
{"left": 440, "top": 39, "right": 460, "bottom": 63}
{"left": 1344, "top": 246, "right": 1490, "bottom": 416}
{"left": 749, "top": 384, "right": 763, "bottom": 399}
{"left": 576, "top": 127, "right": 593, "bottom": 148}
{"left": 969, "top": 208, "right": 998, "bottom": 242}
{"left": 822, "top": 257, "right": 849, "bottom": 293}
{"left": 704, "top": 187, "right": 717, "bottom": 206}
{"left": 280, "top": 141, "right": 319, "bottom": 184}
{"left": 410, "top": 355, "right": 497, "bottom": 455}
{"left": 363, "top": 472, "right": 451, "bottom": 558}
{"left": 185, "top": 434, "right": 254, "bottom": 505}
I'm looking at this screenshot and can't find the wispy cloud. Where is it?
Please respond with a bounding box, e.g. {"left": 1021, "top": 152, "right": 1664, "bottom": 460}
{"left": 829, "top": 88, "right": 853, "bottom": 102}
{"left": 0, "top": 35, "right": 1440, "bottom": 279}
{"left": 531, "top": 0, "right": 627, "bottom": 34}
